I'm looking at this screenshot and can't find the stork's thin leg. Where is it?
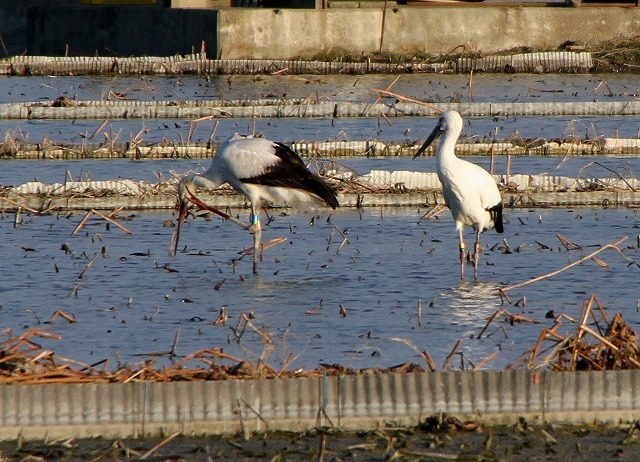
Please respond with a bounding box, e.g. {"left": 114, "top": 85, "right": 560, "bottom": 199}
{"left": 473, "top": 230, "right": 481, "bottom": 280}
{"left": 250, "top": 210, "right": 262, "bottom": 275}
{"left": 458, "top": 228, "right": 466, "bottom": 280}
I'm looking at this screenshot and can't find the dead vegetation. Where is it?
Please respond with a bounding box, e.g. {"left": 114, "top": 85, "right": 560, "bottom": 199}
{"left": 591, "top": 35, "right": 640, "bottom": 72}
{"left": 0, "top": 326, "right": 430, "bottom": 385}
{"left": 512, "top": 295, "right": 640, "bottom": 371}
{"left": 3, "top": 416, "right": 639, "bottom": 462}
{"left": 1, "top": 291, "right": 638, "bottom": 386}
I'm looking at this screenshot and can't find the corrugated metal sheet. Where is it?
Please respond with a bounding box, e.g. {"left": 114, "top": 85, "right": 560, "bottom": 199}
{"left": 2, "top": 177, "right": 639, "bottom": 211}
{"left": 458, "top": 51, "right": 593, "bottom": 73}
{"left": 0, "top": 52, "right": 591, "bottom": 76}
{"left": 3, "top": 138, "right": 636, "bottom": 160}
{"left": 1, "top": 100, "right": 639, "bottom": 120}
{"left": 1, "top": 370, "right": 640, "bottom": 441}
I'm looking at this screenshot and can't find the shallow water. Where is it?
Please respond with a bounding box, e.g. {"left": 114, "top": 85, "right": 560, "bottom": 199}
{"left": 2, "top": 73, "right": 638, "bottom": 104}
{"left": 0, "top": 73, "right": 638, "bottom": 145}
{"left": 1, "top": 154, "right": 639, "bottom": 190}
{"left": 2, "top": 206, "right": 638, "bottom": 371}
{"left": 1, "top": 73, "right": 639, "bottom": 372}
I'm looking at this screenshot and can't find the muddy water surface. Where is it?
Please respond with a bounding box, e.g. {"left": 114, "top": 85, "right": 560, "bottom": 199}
{"left": 0, "top": 73, "right": 638, "bottom": 145}
{"left": 2, "top": 205, "right": 638, "bottom": 371}
{"left": 1, "top": 72, "right": 639, "bottom": 371}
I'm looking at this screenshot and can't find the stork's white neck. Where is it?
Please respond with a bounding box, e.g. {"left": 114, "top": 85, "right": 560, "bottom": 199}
{"left": 436, "top": 129, "right": 461, "bottom": 166}
{"left": 178, "top": 173, "right": 220, "bottom": 203}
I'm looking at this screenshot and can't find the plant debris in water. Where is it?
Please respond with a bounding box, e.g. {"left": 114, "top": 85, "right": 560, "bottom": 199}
{"left": 1, "top": 294, "right": 638, "bottom": 385}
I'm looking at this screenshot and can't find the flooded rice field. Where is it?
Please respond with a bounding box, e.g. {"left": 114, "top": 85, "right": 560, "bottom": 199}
{"left": 2, "top": 154, "right": 640, "bottom": 188}
{"left": 0, "top": 72, "right": 639, "bottom": 145}
{"left": 1, "top": 205, "right": 639, "bottom": 371}
{"left": 1, "top": 72, "right": 640, "bottom": 372}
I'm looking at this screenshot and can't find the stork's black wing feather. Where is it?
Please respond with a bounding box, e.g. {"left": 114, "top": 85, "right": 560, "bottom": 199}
{"left": 240, "top": 142, "right": 339, "bottom": 209}
{"left": 488, "top": 203, "right": 504, "bottom": 233}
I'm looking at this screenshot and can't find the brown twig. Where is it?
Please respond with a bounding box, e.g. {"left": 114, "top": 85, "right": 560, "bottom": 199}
{"left": 139, "top": 431, "right": 180, "bottom": 460}
{"left": 71, "top": 210, "right": 93, "bottom": 236}
{"left": 443, "top": 339, "right": 461, "bottom": 371}
{"left": 91, "top": 209, "right": 133, "bottom": 235}
{"left": 370, "top": 88, "right": 443, "bottom": 113}
{"left": 501, "top": 236, "right": 628, "bottom": 292}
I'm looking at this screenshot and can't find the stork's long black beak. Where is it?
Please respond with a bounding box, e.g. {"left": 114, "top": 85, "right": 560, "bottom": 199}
{"left": 413, "top": 118, "right": 444, "bottom": 159}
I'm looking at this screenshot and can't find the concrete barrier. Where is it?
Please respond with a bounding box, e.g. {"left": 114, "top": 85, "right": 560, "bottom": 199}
{"left": 1, "top": 370, "right": 639, "bottom": 441}
{"left": 216, "top": 7, "right": 640, "bottom": 59}
{"left": 17, "top": 4, "right": 640, "bottom": 60}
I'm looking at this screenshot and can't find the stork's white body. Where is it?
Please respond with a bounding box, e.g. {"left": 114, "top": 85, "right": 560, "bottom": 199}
{"left": 415, "top": 111, "right": 503, "bottom": 280}
{"left": 435, "top": 132, "right": 502, "bottom": 235}
{"left": 173, "top": 134, "right": 339, "bottom": 274}
{"left": 203, "top": 135, "right": 337, "bottom": 210}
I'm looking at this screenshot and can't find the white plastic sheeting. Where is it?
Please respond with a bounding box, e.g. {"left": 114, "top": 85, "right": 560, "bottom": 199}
{"left": 1, "top": 100, "right": 639, "bottom": 120}
{"left": 10, "top": 179, "right": 168, "bottom": 196}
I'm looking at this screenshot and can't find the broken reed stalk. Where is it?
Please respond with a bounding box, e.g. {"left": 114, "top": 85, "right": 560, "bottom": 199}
{"left": 569, "top": 299, "right": 592, "bottom": 369}
{"left": 421, "top": 350, "right": 437, "bottom": 372}
{"left": 89, "top": 120, "right": 109, "bottom": 140}
{"left": 370, "top": 88, "right": 443, "bottom": 113}
{"left": 399, "top": 449, "right": 459, "bottom": 461}
{"left": 170, "top": 329, "right": 180, "bottom": 360}
{"left": 71, "top": 210, "right": 93, "bottom": 236}
{"left": 91, "top": 209, "right": 132, "bottom": 235}
{"left": 13, "top": 207, "right": 21, "bottom": 228}
{"left": 500, "top": 236, "right": 628, "bottom": 294}
{"left": 139, "top": 431, "right": 180, "bottom": 460}
{"left": 477, "top": 309, "right": 506, "bottom": 339}
{"left": 78, "top": 253, "right": 98, "bottom": 279}
{"left": 557, "top": 233, "right": 582, "bottom": 251}
{"left": 473, "top": 351, "right": 499, "bottom": 370}
{"left": 578, "top": 161, "right": 638, "bottom": 192}
{"left": 0, "top": 196, "right": 40, "bottom": 214}
{"left": 443, "top": 339, "right": 461, "bottom": 371}
{"left": 45, "top": 310, "right": 77, "bottom": 324}
{"left": 237, "top": 237, "right": 287, "bottom": 258}
{"left": 365, "top": 76, "right": 400, "bottom": 116}
{"left": 419, "top": 203, "right": 447, "bottom": 222}
{"left": 72, "top": 209, "right": 132, "bottom": 236}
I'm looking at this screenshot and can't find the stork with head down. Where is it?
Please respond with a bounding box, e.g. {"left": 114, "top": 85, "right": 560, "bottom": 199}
{"left": 172, "top": 133, "right": 339, "bottom": 274}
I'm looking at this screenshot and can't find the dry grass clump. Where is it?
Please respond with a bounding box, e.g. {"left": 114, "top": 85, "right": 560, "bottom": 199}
{"left": 513, "top": 295, "right": 640, "bottom": 371}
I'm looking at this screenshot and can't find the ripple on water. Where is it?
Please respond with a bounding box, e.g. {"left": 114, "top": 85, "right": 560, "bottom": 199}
{"left": 1, "top": 206, "right": 638, "bottom": 371}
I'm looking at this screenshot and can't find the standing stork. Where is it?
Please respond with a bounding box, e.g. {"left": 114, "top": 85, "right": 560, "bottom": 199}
{"left": 171, "top": 133, "right": 339, "bottom": 274}
{"left": 414, "top": 110, "right": 503, "bottom": 280}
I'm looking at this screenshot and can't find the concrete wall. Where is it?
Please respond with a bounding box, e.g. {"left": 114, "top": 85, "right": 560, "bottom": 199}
{"left": 1, "top": 370, "right": 640, "bottom": 441}
{"left": 216, "top": 7, "right": 640, "bottom": 59}
{"left": 16, "top": 4, "right": 640, "bottom": 59}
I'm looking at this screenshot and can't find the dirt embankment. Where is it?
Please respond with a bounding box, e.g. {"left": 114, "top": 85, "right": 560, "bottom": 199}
{"left": 2, "top": 417, "right": 640, "bottom": 461}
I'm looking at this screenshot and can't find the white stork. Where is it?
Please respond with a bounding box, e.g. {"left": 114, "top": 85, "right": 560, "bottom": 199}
{"left": 414, "top": 110, "right": 503, "bottom": 280}
{"left": 172, "top": 133, "right": 339, "bottom": 274}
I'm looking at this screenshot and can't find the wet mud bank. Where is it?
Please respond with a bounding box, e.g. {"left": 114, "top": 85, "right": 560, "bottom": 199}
{"left": 2, "top": 420, "right": 640, "bottom": 462}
